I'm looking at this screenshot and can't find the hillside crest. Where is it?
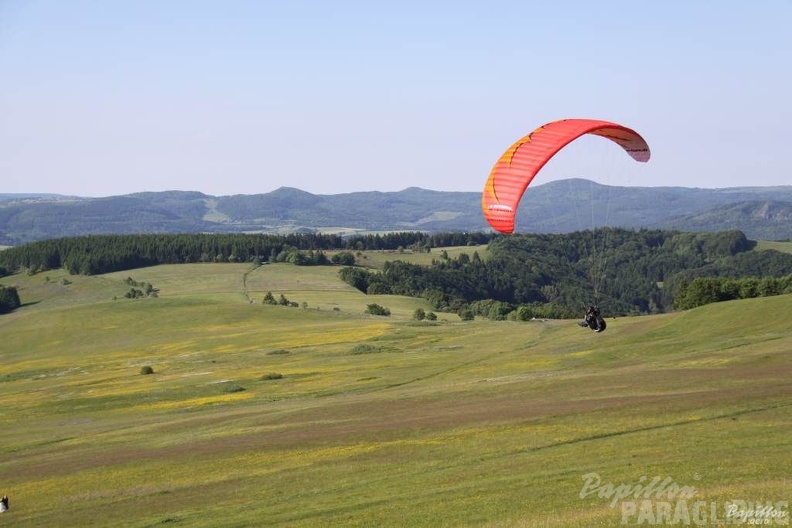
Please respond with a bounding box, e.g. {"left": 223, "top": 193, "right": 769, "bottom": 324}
{"left": 2, "top": 179, "right": 792, "bottom": 244}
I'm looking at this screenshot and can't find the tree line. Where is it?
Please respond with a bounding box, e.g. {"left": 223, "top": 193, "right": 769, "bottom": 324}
{"left": 3, "top": 229, "right": 792, "bottom": 317}
{"left": 674, "top": 275, "right": 792, "bottom": 310}
{"left": 0, "top": 232, "right": 494, "bottom": 276}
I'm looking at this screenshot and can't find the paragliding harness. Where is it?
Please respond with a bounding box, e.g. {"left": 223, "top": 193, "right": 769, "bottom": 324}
{"left": 579, "top": 305, "right": 606, "bottom": 333}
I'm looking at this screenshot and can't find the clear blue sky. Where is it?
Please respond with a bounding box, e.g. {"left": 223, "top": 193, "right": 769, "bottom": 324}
{"left": 2, "top": 1, "right": 790, "bottom": 197}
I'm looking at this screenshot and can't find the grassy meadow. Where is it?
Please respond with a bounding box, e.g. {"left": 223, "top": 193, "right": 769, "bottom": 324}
{"left": 756, "top": 240, "right": 792, "bottom": 254}
{"left": 0, "top": 258, "right": 790, "bottom": 527}
{"left": 345, "top": 245, "right": 490, "bottom": 269}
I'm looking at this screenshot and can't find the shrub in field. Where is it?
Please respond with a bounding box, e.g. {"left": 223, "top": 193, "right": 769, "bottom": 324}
{"left": 365, "top": 303, "right": 390, "bottom": 316}
{"left": 331, "top": 251, "right": 356, "bottom": 265}
{"left": 260, "top": 372, "right": 283, "bottom": 380}
{"left": 0, "top": 285, "right": 21, "bottom": 313}
{"left": 124, "top": 277, "right": 156, "bottom": 296}
{"left": 220, "top": 383, "right": 246, "bottom": 393}
{"left": 458, "top": 309, "right": 475, "bottom": 321}
{"left": 348, "top": 344, "right": 400, "bottom": 355}
{"left": 139, "top": 366, "right": 154, "bottom": 375}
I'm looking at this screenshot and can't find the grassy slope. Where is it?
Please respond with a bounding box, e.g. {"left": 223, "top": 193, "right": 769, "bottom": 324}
{"left": 756, "top": 240, "right": 792, "bottom": 254}
{"left": 0, "top": 262, "right": 789, "bottom": 527}
{"left": 349, "top": 245, "right": 490, "bottom": 269}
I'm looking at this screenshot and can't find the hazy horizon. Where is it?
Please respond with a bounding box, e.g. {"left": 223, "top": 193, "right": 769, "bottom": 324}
{"left": 5, "top": 176, "right": 792, "bottom": 201}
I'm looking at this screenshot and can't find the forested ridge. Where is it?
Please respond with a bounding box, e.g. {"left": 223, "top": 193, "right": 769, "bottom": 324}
{"left": 339, "top": 229, "right": 792, "bottom": 316}
{"left": 3, "top": 181, "right": 792, "bottom": 244}
{"left": 2, "top": 229, "right": 791, "bottom": 316}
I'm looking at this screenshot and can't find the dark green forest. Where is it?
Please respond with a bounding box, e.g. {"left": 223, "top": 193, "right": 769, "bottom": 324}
{"left": 340, "top": 229, "right": 792, "bottom": 316}
{"left": 2, "top": 229, "right": 792, "bottom": 316}
{"left": 0, "top": 232, "right": 490, "bottom": 276}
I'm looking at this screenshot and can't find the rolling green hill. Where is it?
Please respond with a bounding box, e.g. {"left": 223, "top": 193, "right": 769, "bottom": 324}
{"left": 0, "top": 263, "right": 789, "bottom": 527}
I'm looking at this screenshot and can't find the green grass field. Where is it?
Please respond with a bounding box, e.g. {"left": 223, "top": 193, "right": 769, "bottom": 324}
{"left": 1, "top": 261, "right": 790, "bottom": 527}
{"left": 756, "top": 240, "right": 792, "bottom": 254}
{"left": 328, "top": 245, "right": 489, "bottom": 270}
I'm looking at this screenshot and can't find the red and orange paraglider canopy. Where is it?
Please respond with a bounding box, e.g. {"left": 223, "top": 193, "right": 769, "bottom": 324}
{"left": 482, "top": 118, "right": 650, "bottom": 234}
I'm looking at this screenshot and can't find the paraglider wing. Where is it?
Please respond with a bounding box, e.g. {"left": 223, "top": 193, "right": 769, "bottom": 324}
{"left": 481, "top": 118, "right": 650, "bottom": 234}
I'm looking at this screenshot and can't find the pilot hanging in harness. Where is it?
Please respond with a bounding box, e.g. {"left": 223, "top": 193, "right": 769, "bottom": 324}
{"left": 579, "top": 305, "right": 606, "bottom": 333}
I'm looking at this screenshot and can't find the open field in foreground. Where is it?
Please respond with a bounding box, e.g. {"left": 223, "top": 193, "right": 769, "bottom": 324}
{"left": 1, "top": 262, "right": 790, "bottom": 527}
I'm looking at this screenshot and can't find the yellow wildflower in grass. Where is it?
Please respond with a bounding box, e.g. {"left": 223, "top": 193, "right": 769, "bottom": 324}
{"left": 2, "top": 264, "right": 790, "bottom": 527}
{"left": 141, "top": 392, "right": 255, "bottom": 411}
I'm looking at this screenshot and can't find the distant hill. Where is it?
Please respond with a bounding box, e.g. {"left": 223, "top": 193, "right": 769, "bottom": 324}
{"left": 657, "top": 200, "right": 792, "bottom": 241}
{"left": 2, "top": 179, "right": 792, "bottom": 244}
{"left": 0, "top": 193, "right": 66, "bottom": 201}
